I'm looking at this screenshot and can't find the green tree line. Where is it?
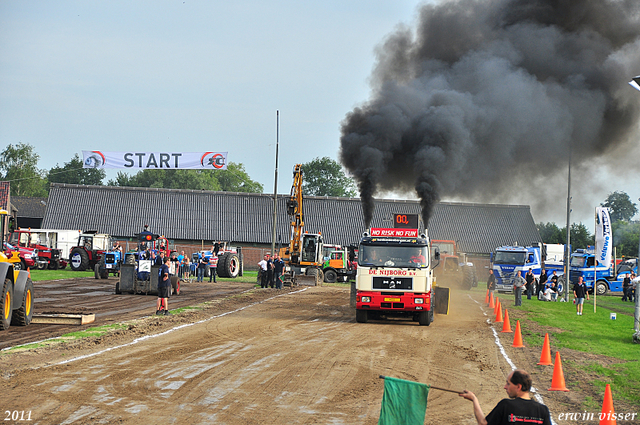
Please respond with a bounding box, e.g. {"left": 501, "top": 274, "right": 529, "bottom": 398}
{"left": 537, "top": 191, "right": 640, "bottom": 257}
{"left": 0, "top": 144, "right": 356, "bottom": 197}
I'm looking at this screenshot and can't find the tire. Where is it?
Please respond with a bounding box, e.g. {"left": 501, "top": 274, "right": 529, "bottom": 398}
{"left": 418, "top": 310, "right": 433, "bottom": 326}
{"left": 218, "top": 253, "right": 240, "bottom": 278}
{"left": 1, "top": 279, "right": 13, "bottom": 331}
{"left": 12, "top": 261, "right": 23, "bottom": 271}
{"left": 37, "top": 262, "right": 47, "bottom": 270}
{"left": 115, "top": 281, "right": 121, "bottom": 295}
{"left": 305, "top": 267, "right": 324, "bottom": 283}
{"left": 462, "top": 266, "right": 476, "bottom": 290}
{"left": 100, "top": 269, "right": 109, "bottom": 279}
{"left": 11, "top": 278, "right": 33, "bottom": 326}
{"left": 356, "top": 309, "right": 368, "bottom": 323}
{"left": 94, "top": 263, "right": 101, "bottom": 279}
{"left": 70, "top": 248, "right": 90, "bottom": 271}
{"left": 48, "top": 260, "right": 59, "bottom": 270}
{"left": 324, "top": 269, "right": 338, "bottom": 283}
{"left": 557, "top": 277, "right": 565, "bottom": 296}
{"left": 596, "top": 280, "right": 608, "bottom": 296}
{"left": 171, "top": 276, "right": 180, "bottom": 296}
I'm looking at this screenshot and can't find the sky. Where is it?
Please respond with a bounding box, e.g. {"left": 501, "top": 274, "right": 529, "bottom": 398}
{"left": 1, "top": 0, "right": 639, "bottom": 231}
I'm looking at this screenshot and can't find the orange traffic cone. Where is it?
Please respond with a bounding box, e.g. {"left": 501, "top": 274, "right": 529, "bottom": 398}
{"left": 494, "top": 298, "right": 500, "bottom": 316}
{"left": 495, "top": 304, "right": 503, "bottom": 323}
{"left": 485, "top": 289, "right": 490, "bottom": 304}
{"left": 548, "top": 352, "right": 569, "bottom": 391}
{"left": 599, "top": 384, "right": 616, "bottom": 425}
{"left": 537, "top": 333, "right": 552, "bottom": 365}
{"left": 489, "top": 293, "right": 495, "bottom": 308}
{"left": 512, "top": 320, "right": 524, "bottom": 347}
{"left": 501, "top": 309, "right": 512, "bottom": 332}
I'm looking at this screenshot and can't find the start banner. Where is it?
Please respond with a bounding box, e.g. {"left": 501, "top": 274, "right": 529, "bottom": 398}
{"left": 82, "top": 151, "right": 228, "bottom": 170}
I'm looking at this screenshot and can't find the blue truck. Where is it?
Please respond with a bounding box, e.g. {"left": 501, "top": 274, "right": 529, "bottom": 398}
{"left": 568, "top": 248, "right": 636, "bottom": 295}
{"left": 492, "top": 243, "right": 565, "bottom": 294}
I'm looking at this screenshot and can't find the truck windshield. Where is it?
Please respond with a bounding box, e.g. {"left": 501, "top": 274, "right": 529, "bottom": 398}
{"left": 359, "top": 245, "right": 429, "bottom": 268}
{"left": 494, "top": 251, "right": 526, "bottom": 265}
{"left": 570, "top": 256, "right": 586, "bottom": 268}
{"left": 432, "top": 242, "right": 454, "bottom": 254}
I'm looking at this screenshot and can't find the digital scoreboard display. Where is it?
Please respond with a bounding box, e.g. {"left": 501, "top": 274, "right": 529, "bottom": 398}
{"left": 394, "top": 214, "right": 419, "bottom": 229}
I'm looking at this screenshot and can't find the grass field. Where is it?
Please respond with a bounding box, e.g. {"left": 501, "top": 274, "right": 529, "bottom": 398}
{"left": 474, "top": 285, "right": 639, "bottom": 409}
{"left": 28, "top": 268, "right": 261, "bottom": 284}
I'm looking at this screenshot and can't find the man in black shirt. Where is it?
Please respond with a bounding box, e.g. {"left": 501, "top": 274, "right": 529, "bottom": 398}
{"left": 525, "top": 269, "right": 535, "bottom": 300}
{"left": 156, "top": 257, "right": 171, "bottom": 316}
{"left": 573, "top": 276, "right": 589, "bottom": 315}
{"left": 622, "top": 274, "right": 631, "bottom": 302}
{"left": 487, "top": 270, "right": 496, "bottom": 303}
{"left": 460, "top": 369, "right": 551, "bottom": 425}
{"left": 538, "top": 269, "right": 548, "bottom": 299}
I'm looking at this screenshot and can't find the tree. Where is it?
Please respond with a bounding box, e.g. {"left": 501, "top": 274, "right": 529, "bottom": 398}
{"left": 537, "top": 222, "right": 563, "bottom": 244}
{"left": 601, "top": 191, "right": 637, "bottom": 222}
{"left": 612, "top": 220, "right": 640, "bottom": 258}
{"left": 106, "top": 162, "right": 263, "bottom": 193}
{"left": 559, "top": 223, "right": 594, "bottom": 250}
{"left": 300, "top": 157, "right": 357, "bottom": 197}
{"left": 48, "top": 154, "right": 106, "bottom": 186}
{"left": 0, "top": 143, "right": 48, "bottom": 196}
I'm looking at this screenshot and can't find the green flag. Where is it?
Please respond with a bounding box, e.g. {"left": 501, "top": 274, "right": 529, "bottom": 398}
{"left": 378, "top": 376, "right": 430, "bottom": 425}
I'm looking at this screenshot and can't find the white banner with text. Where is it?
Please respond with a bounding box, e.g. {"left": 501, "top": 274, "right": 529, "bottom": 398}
{"left": 82, "top": 151, "right": 228, "bottom": 170}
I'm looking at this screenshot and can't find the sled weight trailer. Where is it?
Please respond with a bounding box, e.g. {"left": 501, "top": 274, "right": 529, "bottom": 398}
{"left": 116, "top": 263, "right": 180, "bottom": 296}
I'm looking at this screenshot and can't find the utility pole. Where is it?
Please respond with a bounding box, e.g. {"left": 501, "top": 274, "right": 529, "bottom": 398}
{"left": 629, "top": 77, "right": 640, "bottom": 342}
{"left": 271, "top": 111, "right": 279, "bottom": 257}
{"left": 564, "top": 148, "right": 572, "bottom": 302}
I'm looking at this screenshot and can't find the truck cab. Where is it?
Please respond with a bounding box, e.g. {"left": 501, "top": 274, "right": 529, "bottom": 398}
{"left": 355, "top": 226, "right": 445, "bottom": 326}
{"left": 569, "top": 249, "right": 627, "bottom": 295}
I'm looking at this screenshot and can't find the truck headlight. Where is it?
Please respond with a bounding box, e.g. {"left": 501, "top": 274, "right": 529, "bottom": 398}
{"left": 361, "top": 296, "right": 371, "bottom": 303}
{"left": 415, "top": 298, "right": 424, "bottom": 304}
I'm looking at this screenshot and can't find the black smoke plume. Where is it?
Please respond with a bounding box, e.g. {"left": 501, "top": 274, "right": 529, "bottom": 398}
{"left": 340, "top": 0, "right": 640, "bottom": 228}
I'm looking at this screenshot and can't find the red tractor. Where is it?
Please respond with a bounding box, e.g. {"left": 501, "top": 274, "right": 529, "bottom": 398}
{"left": 69, "top": 232, "right": 111, "bottom": 272}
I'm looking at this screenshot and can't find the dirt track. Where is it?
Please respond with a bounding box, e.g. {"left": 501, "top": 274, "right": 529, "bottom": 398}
{"left": 1, "top": 281, "right": 595, "bottom": 424}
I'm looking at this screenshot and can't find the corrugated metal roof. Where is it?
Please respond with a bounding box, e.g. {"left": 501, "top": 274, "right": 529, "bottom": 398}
{"left": 43, "top": 183, "right": 541, "bottom": 254}
{"left": 12, "top": 196, "right": 47, "bottom": 218}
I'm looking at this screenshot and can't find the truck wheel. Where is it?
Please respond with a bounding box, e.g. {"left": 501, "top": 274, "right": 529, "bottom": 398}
{"left": 48, "top": 260, "right": 59, "bottom": 270}
{"left": 37, "top": 262, "right": 47, "bottom": 270}
{"left": 11, "top": 278, "right": 33, "bottom": 326}
{"left": 324, "top": 269, "right": 338, "bottom": 283}
{"left": 596, "top": 280, "right": 608, "bottom": 296}
{"left": 217, "top": 254, "right": 240, "bottom": 278}
{"left": 557, "top": 277, "right": 565, "bottom": 296}
{"left": 418, "top": 310, "right": 433, "bottom": 326}
{"left": 70, "top": 248, "right": 90, "bottom": 271}
{"left": 1, "top": 279, "right": 13, "bottom": 330}
{"left": 94, "top": 264, "right": 101, "bottom": 279}
{"left": 356, "top": 309, "right": 368, "bottom": 323}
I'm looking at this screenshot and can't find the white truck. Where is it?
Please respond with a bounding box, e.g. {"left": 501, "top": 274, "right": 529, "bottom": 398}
{"left": 354, "top": 214, "right": 449, "bottom": 326}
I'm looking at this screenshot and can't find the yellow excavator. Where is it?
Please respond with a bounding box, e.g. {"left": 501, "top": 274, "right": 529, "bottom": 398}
{"left": 1, "top": 209, "right": 34, "bottom": 330}
{"left": 278, "top": 164, "right": 325, "bottom": 286}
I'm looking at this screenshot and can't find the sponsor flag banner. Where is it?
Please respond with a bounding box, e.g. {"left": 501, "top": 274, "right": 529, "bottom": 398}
{"left": 82, "top": 151, "right": 228, "bottom": 170}
{"left": 378, "top": 376, "right": 429, "bottom": 425}
{"left": 595, "top": 206, "right": 612, "bottom": 269}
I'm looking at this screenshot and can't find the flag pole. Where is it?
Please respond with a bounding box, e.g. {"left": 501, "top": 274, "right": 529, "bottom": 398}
{"left": 378, "top": 375, "right": 462, "bottom": 394}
